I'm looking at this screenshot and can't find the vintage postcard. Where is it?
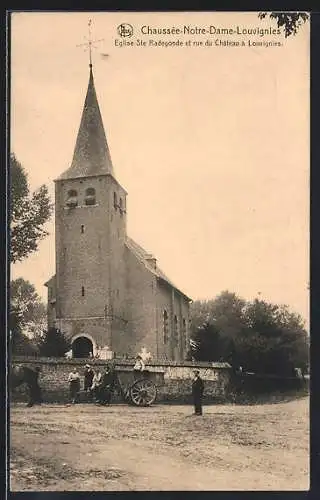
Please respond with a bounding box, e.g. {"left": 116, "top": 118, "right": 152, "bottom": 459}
{"left": 9, "top": 11, "right": 309, "bottom": 492}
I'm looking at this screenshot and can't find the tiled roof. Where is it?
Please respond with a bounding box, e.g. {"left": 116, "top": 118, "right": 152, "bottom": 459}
{"left": 125, "top": 236, "right": 192, "bottom": 301}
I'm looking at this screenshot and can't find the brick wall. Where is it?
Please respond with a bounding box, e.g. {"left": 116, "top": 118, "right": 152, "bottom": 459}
{"left": 10, "top": 357, "right": 232, "bottom": 404}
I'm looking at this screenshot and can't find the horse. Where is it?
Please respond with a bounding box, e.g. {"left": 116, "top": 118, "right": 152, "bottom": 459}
{"left": 10, "top": 364, "right": 43, "bottom": 407}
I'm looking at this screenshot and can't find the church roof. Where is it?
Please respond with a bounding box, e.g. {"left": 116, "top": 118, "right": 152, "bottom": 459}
{"left": 58, "top": 67, "right": 114, "bottom": 181}
{"left": 125, "top": 237, "right": 192, "bottom": 301}
{"left": 44, "top": 275, "right": 55, "bottom": 287}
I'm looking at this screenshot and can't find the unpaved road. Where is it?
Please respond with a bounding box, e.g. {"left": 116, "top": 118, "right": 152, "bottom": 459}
{"left": 10, "top": 398, "right": 309, "bottom": 491}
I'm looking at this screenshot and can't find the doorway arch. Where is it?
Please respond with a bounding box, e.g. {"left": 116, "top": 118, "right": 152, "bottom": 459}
{"left": 72, "top": 335, "right": 94, "bottom": 358}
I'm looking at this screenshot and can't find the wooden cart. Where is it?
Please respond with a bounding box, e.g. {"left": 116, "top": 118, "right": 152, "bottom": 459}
{"left": 111, "top": 366, "right": 164, "bottom": 406}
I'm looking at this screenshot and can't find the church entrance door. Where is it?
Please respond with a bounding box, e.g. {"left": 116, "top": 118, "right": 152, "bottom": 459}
{"left": 72, "top": 336, "right": 93, "bottom": 358}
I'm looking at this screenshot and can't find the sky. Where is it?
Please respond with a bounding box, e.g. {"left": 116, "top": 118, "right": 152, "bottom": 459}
{"left": 10, "top": 11, "right": 310, "bottom": 326}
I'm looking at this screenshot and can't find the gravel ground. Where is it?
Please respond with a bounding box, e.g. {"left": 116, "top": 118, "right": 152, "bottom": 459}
{"left": 10, "top": 397, "right": 309, "bottom": 491}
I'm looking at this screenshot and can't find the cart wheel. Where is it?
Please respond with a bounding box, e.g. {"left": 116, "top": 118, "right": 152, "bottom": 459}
{"left": 130, "top": 379, "right": 157, "bottom": 406}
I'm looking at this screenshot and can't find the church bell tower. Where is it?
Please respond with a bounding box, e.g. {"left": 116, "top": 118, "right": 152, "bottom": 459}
{"left": 53, "top": 48, "right": 127, "bottom": 357}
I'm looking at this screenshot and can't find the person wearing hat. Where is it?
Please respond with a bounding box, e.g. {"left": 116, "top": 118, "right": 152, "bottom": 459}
{"left": 99, "top": 365, "right": 114, "bottom": 405}
{"left": 83, "top": 364, "right": 95, "bottom": 392}
{"left": 192, "top": 370, "right": 204, "bottom": 416}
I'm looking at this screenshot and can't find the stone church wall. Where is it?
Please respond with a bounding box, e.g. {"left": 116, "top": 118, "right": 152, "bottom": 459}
{"left": 156, "top": 283, "right": 173, "bottom": 359}
{"left": 10, "top": 357, "right": 233, "bottom": 404}
{"left": 172, "top": 291, "right": 190, "bottom": 361}
{"left": 56, "top": 317, "right": 108, "bottom": 352}
{"left": 55, "top": 176, "right": 111, "bottom": 320}
{"left": 124, "top": 247, "right": 158, "bottom": 357}
{"left": 156, "top": 284, "right": 190, "bottom": 361}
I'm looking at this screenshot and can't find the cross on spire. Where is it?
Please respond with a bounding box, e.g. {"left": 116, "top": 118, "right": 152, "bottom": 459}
{"left": 77, "top": 19, "right": 104, "bottom": 68}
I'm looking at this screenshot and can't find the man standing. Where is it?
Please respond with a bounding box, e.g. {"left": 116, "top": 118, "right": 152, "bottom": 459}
{"left": 91, "top": 369, "right": 103, "bottom": 403}
{"left": 27, "top": 366, "right": 42, "bottom": 407}
{"left": 99, "top": 366, "right": 114, "bottom": 405}
{"left": 84, "top": 364, "right": 95, "bottom": 392}
{"left": 68, "top": 367, "right": 81, "bottom": 404}
{"left": 192, "top": 370, "right": 204, "bottom": 416}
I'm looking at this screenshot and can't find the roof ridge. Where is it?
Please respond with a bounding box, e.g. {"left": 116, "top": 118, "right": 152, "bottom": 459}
{"left": 125, "top": 236, "right": 192, "bottom": 301}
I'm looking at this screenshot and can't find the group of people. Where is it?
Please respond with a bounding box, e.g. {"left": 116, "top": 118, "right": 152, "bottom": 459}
{"left": 34, "top": 355, "right": 204, "bottom": 415}
{"left": 69, "top": 362, "right": 204, "bottom": 413}
{"left": 68, "top": 364, "right": 114, "bottom": 405}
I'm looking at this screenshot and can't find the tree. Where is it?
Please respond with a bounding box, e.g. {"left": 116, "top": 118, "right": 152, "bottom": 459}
{"left": 10, "top": 153, "right": 53, "bottom": 263}
{"left": 10, "top": 278, "right": 47, "bottom": 341}
{"left": 187, "top": 320, "right": 226, "bottom": 362}
{"left": 190, "top": 291, "right": 247, "bottom": 361}
{"left": 191, "top": 291, "right": 246, "bottom": 332}
{"left": 10, "top": 328, "right": 39, "bottom": 356}
{"left": 207, "top": 291, "right": 247, "bottom": 339}
{"left": 38, "top": 327, "right": 71, "bottom": 357}
{"left": 258, "top": 12, "right": 309, "bottom": 38}
{"left": 10, "top": 278, "right": 47, "bottom": 356}
{"left": 189, "top": 293, "right": 309, "bottom": 375}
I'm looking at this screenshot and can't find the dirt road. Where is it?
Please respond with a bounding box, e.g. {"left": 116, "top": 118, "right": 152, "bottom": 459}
{"left": 10, "top": 398, "right": 309, "bottom": 491}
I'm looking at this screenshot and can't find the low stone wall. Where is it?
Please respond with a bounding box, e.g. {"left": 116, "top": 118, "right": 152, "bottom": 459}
{"left": 10, "top": 357, "right": 233, "bottom": 404}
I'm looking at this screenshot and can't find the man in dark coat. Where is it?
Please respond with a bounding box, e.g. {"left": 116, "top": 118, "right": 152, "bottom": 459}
{"left": 99, "top": 366, "right": 114, "bottom": 405}
{"left": 84, "top": 364, "right": 95, "bottom": 391}
{"left": 26, "top": 366, "right": 42, "bottom": 407}
{"left": 192, "top": 370, "right": 204, "bottom": 416}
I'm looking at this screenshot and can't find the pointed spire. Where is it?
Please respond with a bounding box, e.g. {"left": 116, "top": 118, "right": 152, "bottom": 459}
{"left": 58, "top": 67, "right": 114, "bottom": 180}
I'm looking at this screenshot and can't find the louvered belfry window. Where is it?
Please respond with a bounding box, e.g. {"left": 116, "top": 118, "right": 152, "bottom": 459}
{"left": 85, "top": 187, "right": 96, "bottom": 206}
{"left": 66, "top": 189, "right": 78, "bottom": 207}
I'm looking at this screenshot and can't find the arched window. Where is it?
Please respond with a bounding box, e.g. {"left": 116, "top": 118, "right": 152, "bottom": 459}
{"left": 113, "top": 192, "right": 118, "bottom": 209}
{"left": 182, "top": 318, "right": 186, "bottom": 337}
{"left": 163, "top": 310, "right": 169, "bottom": 344}
{"left": 182, "top": 318, "right": 187, "bottom": 347}
{"left": 85, "top": 187, "right": 96, "bottom": 206}
{"left": 173, "top": 315, "right": 179, "bottom": 347}
{"left": 66, "top": 189, "right": 78, "bottom": 207}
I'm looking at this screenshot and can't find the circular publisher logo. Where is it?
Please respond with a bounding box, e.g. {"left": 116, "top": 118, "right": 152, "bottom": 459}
{"left": 117, "top": 24, "right": 134, "bottom": 38}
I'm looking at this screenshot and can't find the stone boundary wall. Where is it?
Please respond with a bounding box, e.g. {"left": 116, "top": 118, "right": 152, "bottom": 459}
{"left": 10, "top": 356, "right": 233, "bottom": 404}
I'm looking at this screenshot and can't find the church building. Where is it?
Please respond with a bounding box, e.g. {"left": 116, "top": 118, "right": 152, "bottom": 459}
{"left": 45, "top": 63, "right": 191, "bottom": 361}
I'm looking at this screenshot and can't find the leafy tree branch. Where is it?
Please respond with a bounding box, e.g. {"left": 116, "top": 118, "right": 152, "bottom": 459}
{"left": 10, "top": 153, "right": 53, "bottom": 263}
{"left": 259, "top": 12, "right": 309, "bottom": 38}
